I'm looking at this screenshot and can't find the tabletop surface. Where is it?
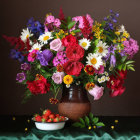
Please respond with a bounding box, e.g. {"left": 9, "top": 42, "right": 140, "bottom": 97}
{"left": 0, "top": 116, "right": 140, "bottom": 140}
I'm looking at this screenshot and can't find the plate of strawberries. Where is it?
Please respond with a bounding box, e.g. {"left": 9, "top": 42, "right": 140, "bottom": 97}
{"left": 32, "top": 109, "right": 69, "bottom": 131}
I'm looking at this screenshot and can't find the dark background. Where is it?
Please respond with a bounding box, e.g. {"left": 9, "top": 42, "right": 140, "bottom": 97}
{"left": 0, "top": 0, "right": 140, "bottom": 116}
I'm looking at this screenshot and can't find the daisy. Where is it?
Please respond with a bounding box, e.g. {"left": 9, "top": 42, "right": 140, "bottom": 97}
{"left": 101, "top": 76, "right": 106, "bottom": 82}
{"left": 98, "top": 78, "right": 102, "bottom": 83}
{"left": 106, "top": 76, "right": 110, "bottom": 81}
{"left": 29, "top": 43, "right": 43, "bottom": 52}
{"left": 20, "top": 28, "right": 33, "bottom": 43}
{"left": 38, "top": 32, "right": 53, "bottom": 44}
{"left": 79, "top": 38, "right": 91, "bottom": 50}
{"left": 86, "top": 53, "right": 103, "bottom": 70}
{"left": 96, "top": 41, "right": 109, "bottom": 57}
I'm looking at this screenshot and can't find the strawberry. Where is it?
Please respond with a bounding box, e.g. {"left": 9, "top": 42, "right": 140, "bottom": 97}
{"left": 42, "top": 114, "right": 49, "bottom": 121}
{"left": 34, "top": 115, "right": 42, "bottom": 122}
{"left": 47, "top": 118, "right": 53, "bottom": 122}
{"left": 53, "top": 117, "right": 59, "bottom": 122}
{"left": 43, "top": 109, "right": 51, "bottom": 116}
{"left": 59, "top": 116, "right": 65, "bottom": 121}
{"left": 49, "top": 114, "right": 55, "bottom": 119}
{"left": 41, "top": 118, "right": 46, "bottom": 122}
{"left": 55, "top": 114, "right": 60, "bottom": 117}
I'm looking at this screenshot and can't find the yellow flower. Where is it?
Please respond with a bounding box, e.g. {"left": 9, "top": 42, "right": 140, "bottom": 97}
{"left": 63, "top": 75, "right": 73, "bottom": 85}
{"left": 115, "top": 31, "right": 120, "bottom": 36}
{"left": 70, "top": 32, "right": 75, "bottom": 36}
{"left": 123, "top": 32, "right": 130, "bottom": 38}
{"left": 113, "top": 39, "right": 117, "bottom": 43}
{"left": 121, "top": 38, "right": 126, "bottom": 42}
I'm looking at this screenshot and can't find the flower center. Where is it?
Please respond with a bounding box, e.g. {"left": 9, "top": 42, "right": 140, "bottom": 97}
{"left": 98, "top": 46, "right": 103, "bottom": 53}
{"left": 90, "top": 58, "right": 97, "bottom": 65}
{"left": 32, "top": 53, "right": 36, "bottom": 58}
{"left": 88, "top": 67, "right": 93, "bottom": 72}
{"left": 81, "top": 42, "right": 87, "bottom": 47}
{"left": 26, "top": 34, "right": 29, "bottom": 39}
{"left": 43, "top": 36, "right": 49, "bottom": 41}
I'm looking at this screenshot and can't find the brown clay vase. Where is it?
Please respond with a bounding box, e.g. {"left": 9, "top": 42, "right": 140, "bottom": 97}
{"left": 58, "top": 84, "right": 91, "bottom": 121}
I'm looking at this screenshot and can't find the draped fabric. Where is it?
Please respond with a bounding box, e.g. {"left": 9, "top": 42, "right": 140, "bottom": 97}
{"left": 0, "top": 116, "right": 140, "bottom": 140}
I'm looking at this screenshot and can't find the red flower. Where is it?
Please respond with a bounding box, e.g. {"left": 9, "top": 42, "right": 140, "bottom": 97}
{"left": 66, "top": 44, "right": 84, "bottom": 61}
{"left": 117, "top": 70, "right": 127, "bottom": 80}
{"left": 84, "top": 65, "right": 95, "bottom": 75}
{"left": 63, "top": 60, "right": 84, "bottom": 76}
{"left": 107, "top": 70, "right": 127, "bottom": 97}
{"left": 62, "top": 34, "right": 78, "bottom": 47}
{"left": 26, "top": 77, "right": 50, "bottom": 95}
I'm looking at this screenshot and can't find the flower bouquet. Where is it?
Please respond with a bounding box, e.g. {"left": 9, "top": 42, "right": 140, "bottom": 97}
{"left": 4, "top": 9, "right": 139, "bottom": 104}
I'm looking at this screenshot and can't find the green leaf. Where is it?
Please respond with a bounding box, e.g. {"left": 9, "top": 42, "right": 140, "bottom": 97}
{"left": 67, "top": 16, "right": 72, "bottom": 23}
{"left": 79, "top": 118, "right": 85, "bottom": 126}
{"left": 85, "top": 116, "right": 90, "bottom": 126}
{"left": 71, "top": 29, "right": 81, "bottom": 33}
{"left": 123, "top": 64, "right": 126, "bottom": 71}
{"left": 68, "top": 21, "right": 76, "bottom": 29}
{"left": 117, "top": 64, "right": 123, "bottom": 71}
{"left": 121, "top": 56, "right": 127, "bottom": 63}
{"left": 96, "top": 122, "right": 105, "bottom": 127}
{"left": 125, "top": 61, "right": 135, "bottom": 65}
{"left": 89, "top": 112, "right": 94, "bottom": 120}
{"left": 128, "top": 67, "right": 135, "bottom": 71}
{"left": 92, "top": 117, "right": 99, "bottom": 124}
{"left": 72, "top": 122, "right": 85, "bottom": 128}
{"left": 94, "top": 39, "right": 99, "bottom": 46}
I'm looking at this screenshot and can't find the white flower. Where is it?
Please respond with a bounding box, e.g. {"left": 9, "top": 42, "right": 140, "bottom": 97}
{"left": 118, "top": 25, "right": 125, "bottom": 33}
{"left": 104, "top": 71, "right": 109, "bottom": 76}
{"left": 66, "top": 84, "right": 70, "bottom": 88}
{"left": 86, "top": 53, "right": 103, "bottom": 70}
{"left": 29, "top": 43, "right": 43, "bottom": 52}
{"left": 79, "top": 38, "right": 91, "bottom": 50}
{"left": 106, "top": 76, "right": 110, "bottom": 81}
{"left": 20, "top": 28, "right": 33, "bottom": 43}
{"left": 38, "top": 32, "right": 53, "bottom": 44}
{"left": 98, "top": 78, "right": 102, "bottom": 83}
{"left": 101, "top": 76, "right": 106, "bottom": 83}
{"left": 96, "top": 41, "right": 109, "bottom": 57}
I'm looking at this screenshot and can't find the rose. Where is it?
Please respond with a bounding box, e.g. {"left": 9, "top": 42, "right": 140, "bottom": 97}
{"left": 62, "top": 34, "right": 78, "bottom": 47}
{"left": 52, "top": 72, "right": 65, "bottom": 84}
{"left": 66, "top": 44, "right": 84, "bottom": 61}
{"left": 63, "top": 60, "right": 84, "bottom": 76}
{"left": 50, "top": 39, "right": 64, "bottom": 52}
{"left": 88, "top": 85, "right": 104, "bottom": 100}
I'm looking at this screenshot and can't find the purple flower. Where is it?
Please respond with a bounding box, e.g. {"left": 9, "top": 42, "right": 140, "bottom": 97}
{"left": 37, "top": 49, "right": 53, "bottom": 66}
{"left": 16, "top": 72, "right": 26, "bottom": 83}
{"left": 10, "top": 49, "right": 24, "bottom": 62}
{"left": 21, "top": 63, "right": 31, "bottom": 71}
{"left": 53, "top": 51, "right": 68, "bottom": 66}
{"left": 123, "top": 38, "right": 139, "bottom": 58}
{"left": 110, "top": 55, "right": 116, "bottom": 67}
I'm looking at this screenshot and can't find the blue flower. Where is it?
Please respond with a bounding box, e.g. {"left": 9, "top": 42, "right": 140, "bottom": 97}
{"left": 27, "top": 17, "right": 44, "bottom": 37}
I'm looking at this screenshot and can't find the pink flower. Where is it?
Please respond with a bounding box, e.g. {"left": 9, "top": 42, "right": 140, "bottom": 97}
{"left": 53, "top": 18, "right": 61, "bottom": 27}
{"left": 28, "top": 50, "right": 38, "bottom": 62}
{"left": 88, "top": 85, "right": 104, "bottom": 100}
{"left": 46, "top": 15, "right": 55, "bottom": 23}
{"left": 86, "top": 14, "right": 94, "bottom": 27}
{"left": 52, "top": 72, "right": 65, "bottom": 84}
{"left": 50, "top": 39, "right": 64, "bottom": 52}
{"left": 95, "top": 65, "right": 104, "bottom": 74}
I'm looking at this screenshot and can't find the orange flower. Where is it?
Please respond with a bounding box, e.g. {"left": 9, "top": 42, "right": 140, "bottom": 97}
{"left": 35, "top": 74, "right": 44, "bottom": 80}
{"left": 84, "top": 65, "right": 95, "bottom": 75}
{"left": 56, "top": 64, "right": 63, "bottom": 72}
{"left": 85, "top": 82, "right": 95, "bottom": 91}
{"left": 49, "top": 98, "right": 59, "bottom": 104}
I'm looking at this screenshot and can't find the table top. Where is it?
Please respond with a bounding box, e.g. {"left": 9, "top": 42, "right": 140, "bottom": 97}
{"left": 0, "top": 116, "right": 140, "bottom": 140}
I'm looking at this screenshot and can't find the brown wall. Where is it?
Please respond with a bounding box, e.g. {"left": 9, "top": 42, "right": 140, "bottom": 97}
{"left": 0, "top": 0, "right": 140, "bottom": 116}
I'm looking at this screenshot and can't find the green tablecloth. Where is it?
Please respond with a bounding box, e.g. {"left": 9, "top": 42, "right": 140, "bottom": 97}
{"left": 0, "top": 116, "right": 140, "bottom": 140}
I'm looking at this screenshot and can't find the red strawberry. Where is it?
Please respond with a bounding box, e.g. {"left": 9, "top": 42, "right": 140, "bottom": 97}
{"left": 59, "top": 116, "right": 65, "bottom": 121}
{"left": 47, "top": 118, "right": 53, "bottom": 122}
{"left": 49, "top": 114, "right": 55, "bottom": 119}
{"left": 43, "top": 109, "right": 51, "bottom": 116}
{"left": 53, "top": 117, "right": 59, "bottom": 122}
{"left": 55, "top": 114, "right": 60, "bottom": 117}
{"left": 35, "top": 115, "right": 42, "bottom": 122}
{"left": 42, "top": 114, "right": 49, "bottom": 121}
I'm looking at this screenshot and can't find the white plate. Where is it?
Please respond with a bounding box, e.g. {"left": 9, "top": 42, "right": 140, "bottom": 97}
{"left": 34, "top": 117, "right": 69, "bottom": 131}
